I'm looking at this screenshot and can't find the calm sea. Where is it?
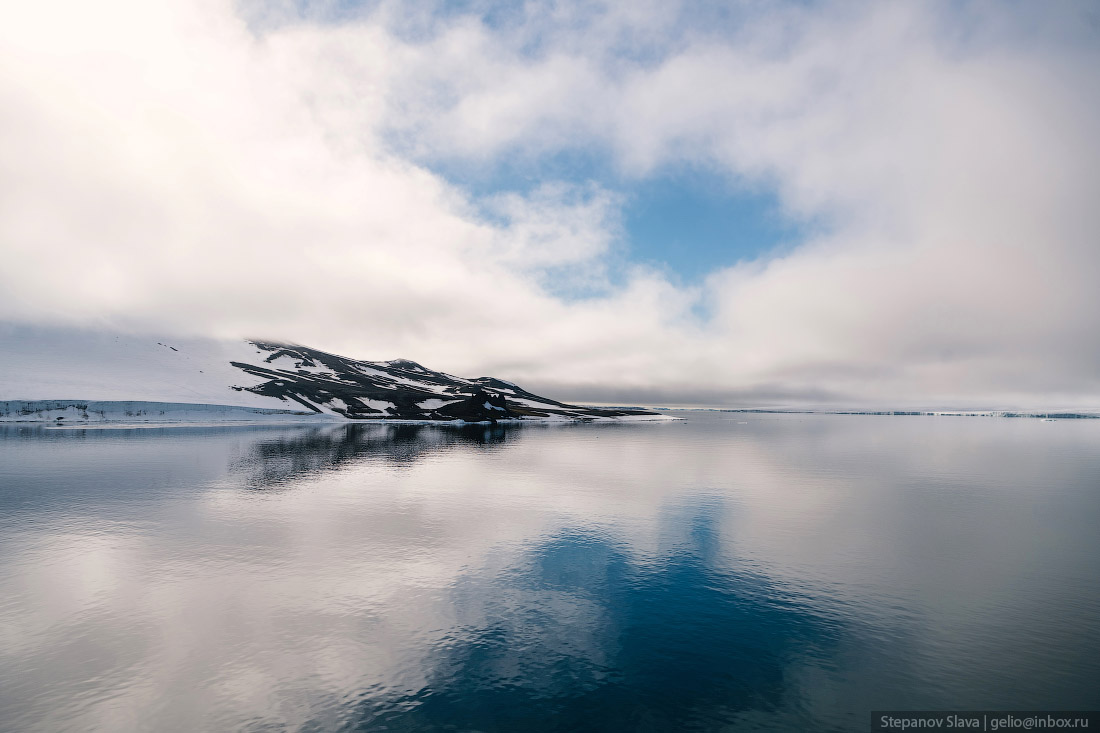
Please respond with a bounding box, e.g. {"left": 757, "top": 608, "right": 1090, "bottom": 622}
{"left": 1, "top": 412, "right": 1098, "bottom": 732}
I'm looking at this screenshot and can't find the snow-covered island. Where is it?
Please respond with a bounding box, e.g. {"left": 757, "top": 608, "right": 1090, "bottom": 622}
{"left": 0, "top": 327, "right": 661, "bottom": 425}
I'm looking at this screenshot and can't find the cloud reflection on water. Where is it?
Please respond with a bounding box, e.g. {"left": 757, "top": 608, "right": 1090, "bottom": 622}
{"left": 1, "top": 415, "right": 1098, "bottom": 731}
{"left": 345, "top": 512, "right": 847, "bottom": 732}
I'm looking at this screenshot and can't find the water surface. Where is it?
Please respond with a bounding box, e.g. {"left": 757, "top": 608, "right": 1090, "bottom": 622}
{"left": 1, "top": 413, "right": 1098, "bottom": 731}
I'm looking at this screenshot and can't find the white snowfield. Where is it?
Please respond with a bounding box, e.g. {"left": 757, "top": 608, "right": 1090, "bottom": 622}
{"left": 0, "top": 400, "right": 340, "bottom": 426}
{"left": 0, "top": 324, "right": 671, "bottom": 425}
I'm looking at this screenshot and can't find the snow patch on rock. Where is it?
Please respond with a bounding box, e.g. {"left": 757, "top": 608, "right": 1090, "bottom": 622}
{"left": 417, "top": 398, "right": 458, "bottom": 410}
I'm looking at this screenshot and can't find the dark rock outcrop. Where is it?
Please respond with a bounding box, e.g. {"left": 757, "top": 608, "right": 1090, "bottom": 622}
{"left": 229, "top": 341, "right": 656, "bottom": 422}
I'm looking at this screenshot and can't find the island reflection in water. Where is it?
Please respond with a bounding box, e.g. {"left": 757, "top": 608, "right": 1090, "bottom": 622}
{"left": 0, "top": 413, "right": 1098, "bottom": 731}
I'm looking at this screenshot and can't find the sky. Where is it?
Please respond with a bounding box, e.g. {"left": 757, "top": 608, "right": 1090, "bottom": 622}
{"left": 1, "top": 0, "right": 1098, "bottom": 408}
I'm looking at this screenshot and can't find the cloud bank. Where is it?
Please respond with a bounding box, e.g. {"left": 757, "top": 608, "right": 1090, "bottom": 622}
{"left": 1, "top": 0, "right": 1097, "bottom": 407}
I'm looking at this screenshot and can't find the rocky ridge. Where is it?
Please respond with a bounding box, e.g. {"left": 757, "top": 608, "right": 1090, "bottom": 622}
{"left": 228, "top": 341, "right": 655, "bottom": 422}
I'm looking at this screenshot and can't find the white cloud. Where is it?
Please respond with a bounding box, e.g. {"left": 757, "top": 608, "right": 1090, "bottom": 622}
{"left": 482, "top": 182, "right": 622, "bottom": 270}
{"left": 0, "top": 0, "right": 1097, "bottom": 408}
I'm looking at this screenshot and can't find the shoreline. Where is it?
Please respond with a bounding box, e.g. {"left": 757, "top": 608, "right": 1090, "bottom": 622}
{"left": 0, "top": 399, "right": 675, "bottom": 427}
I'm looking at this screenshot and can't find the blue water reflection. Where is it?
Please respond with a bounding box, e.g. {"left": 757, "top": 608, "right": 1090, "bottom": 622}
{"left": 350, "top": 516, "right": 845, "bottom": 732}
{"left": 1, "top": 414, "right": 1098, "bottom": 732}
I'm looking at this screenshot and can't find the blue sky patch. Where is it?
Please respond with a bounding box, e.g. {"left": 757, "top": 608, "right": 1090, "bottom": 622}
{"left": 433, "top": 148, "right": 808, "bottom": 285}
{"left": 620, "top": 169, "right": 805, "bottom": 283}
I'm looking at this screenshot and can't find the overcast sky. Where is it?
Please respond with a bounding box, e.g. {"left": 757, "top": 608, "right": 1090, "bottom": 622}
{"left": 2, "top": 0, "right": 1098, "bottom": 408}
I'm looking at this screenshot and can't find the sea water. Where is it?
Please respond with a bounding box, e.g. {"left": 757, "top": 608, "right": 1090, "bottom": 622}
{"left": 1, "top": 412, "right": 1098, "bottom": 731}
